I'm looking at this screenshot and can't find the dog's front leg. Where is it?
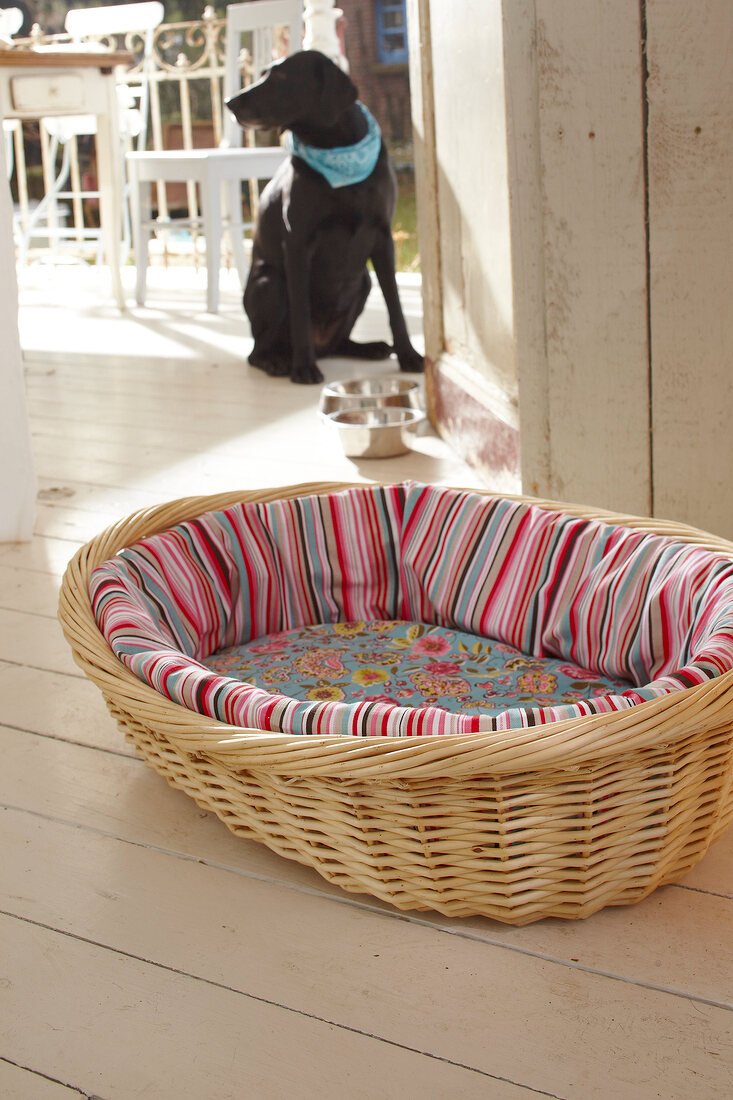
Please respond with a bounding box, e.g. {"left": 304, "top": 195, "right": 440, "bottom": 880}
{"left": 284, "top": 241, "right": 323, "bottom": 385}
{"left": 371, "top": 229, "right": 424, "bottom": 373}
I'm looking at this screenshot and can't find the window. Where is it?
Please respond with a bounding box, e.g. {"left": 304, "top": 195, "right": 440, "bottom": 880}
{"left": 375, "top": 0, "right": 408, "bottom": 64}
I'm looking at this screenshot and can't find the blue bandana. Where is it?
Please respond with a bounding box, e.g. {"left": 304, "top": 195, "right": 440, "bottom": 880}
{"left": 286, "top": 102, "right": 381, "bottom": 188}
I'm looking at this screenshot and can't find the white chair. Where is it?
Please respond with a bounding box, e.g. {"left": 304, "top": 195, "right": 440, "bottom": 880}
{"left": 19, "top": 2, "right": 163, "bottom": 264}
{"left": 0, "top": 5, "right": 21, "bottom": 42}
{"left": 126, "top": 0, "right": 303, "bottom": 313}
{"left": 1, "top": 7, "right": 24, "bottom": 179}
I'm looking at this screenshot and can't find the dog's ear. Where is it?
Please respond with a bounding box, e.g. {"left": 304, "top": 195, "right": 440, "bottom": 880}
{"left": 316, "top": 53, "right": 358, "bottom": 127}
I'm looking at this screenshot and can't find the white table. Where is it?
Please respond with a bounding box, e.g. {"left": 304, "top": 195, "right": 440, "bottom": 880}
{"left": 0, "top": 48, "right": 131, "bottom": 309}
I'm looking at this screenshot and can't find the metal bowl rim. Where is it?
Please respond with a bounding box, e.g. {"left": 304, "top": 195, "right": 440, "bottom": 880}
{"left": 322, "top": 376, "right": 422, "bottom": 399}
{"left": 326, "top": 407, "right": 424, "bottom": 428}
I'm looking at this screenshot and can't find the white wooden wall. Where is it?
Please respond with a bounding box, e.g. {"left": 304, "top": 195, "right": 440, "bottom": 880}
{"left": 646, "top": 0, "right": 733, "bottom": 535}
{"left": 0, "top": 136, "right": 35, "bottom": 542}
{"left": 411, "top": 0, "right": 733, "bottom": 538}
{"left": 429, "top": 0, "right": 516, "bottom": 412}
{"left": 408, "top": 0, "right": 521, "bottom": 494}
{"left": 526, "top": 1, "right": 651, "bottom": 514}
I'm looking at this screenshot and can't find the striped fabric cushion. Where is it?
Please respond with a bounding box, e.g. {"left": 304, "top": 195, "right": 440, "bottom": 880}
{"left": 90, "top": 483, "right": 733, "bottom": 737}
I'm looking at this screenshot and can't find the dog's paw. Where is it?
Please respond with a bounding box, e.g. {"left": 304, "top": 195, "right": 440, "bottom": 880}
{"left": 291, "top": 360, "right": 324, "bottom": 386}
{"left": 397, "top": 345, "right": 425, "bottom": 374}
{"left": 249, "top": 350, "right": 291, "bottom": 377}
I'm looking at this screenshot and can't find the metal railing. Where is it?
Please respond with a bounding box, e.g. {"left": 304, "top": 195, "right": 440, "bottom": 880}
{"left": 9, "top": 5, "right": 285, "bottom": 264}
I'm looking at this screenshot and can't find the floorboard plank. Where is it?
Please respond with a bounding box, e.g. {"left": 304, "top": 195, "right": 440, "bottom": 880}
{"left": 0, "top": 664, "right": 131, "bottom": 755}
{"left": 26, "top": 451, "right": 479, "bottom": 502}
{"left": 0, "top": 1059, "right": 83, "bottom": 1100}
{"left": 35, "top": 478, "right": 170, "bottom": 520}
{"left": 0, "top": 565, "right": 61, "bottom": 617}
{"left": 0, "top": 537, "right": 81, "bottom": 577}
{"left": 0, "top": 611, "right": 80, "bottom": 677}
{"left": 33, "top": 501, "right": 124, "bottom": 543}
{"left": 1, "top": 916, "right": 523, "bottom": 1100}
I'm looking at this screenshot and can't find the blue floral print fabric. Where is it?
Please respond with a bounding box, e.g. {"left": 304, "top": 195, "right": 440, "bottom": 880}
{"left": 203, "top": 620, "right": 631, "bottom": 715}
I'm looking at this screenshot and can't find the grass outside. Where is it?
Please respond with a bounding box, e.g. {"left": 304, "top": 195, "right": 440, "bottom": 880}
{"left": 393, "top": 169, "right": 419, "bottom": 273}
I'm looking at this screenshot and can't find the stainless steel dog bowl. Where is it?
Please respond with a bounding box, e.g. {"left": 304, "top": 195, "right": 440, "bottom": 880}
{"left": 319, "top": 376, "right": 423, "bottom": 416}
{"left": 326, "top": 406, "right": 423, "bottom": 459}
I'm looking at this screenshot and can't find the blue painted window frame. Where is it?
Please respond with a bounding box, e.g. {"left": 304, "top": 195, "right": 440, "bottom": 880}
{"left": 375, "top": 0, "right": 408, "bottom": 64}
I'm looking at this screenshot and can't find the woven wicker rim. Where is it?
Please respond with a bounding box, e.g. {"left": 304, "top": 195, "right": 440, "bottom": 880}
{"left": 58, "top": 481, "right": 733, "bottom": 779}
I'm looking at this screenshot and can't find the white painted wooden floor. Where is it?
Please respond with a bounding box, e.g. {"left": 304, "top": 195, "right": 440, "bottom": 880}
{"left": 2, "top": 264, "right": 732, "bottom": 1100}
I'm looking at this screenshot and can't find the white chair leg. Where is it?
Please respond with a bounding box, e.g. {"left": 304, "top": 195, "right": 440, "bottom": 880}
{"left": 128, "top": 164, "right": 151, "bottom": 307}
{"left": 44, "top": 135, "right": 61, "bottom": 258}
{"left": 4, "top": 125, "right": 13, "bottom": 181}
{"left": 225, "top": 179, "right": 248, "bottom": 287}
{"left": 18, "top": 136, "right": 67, "bottom": 265}
{"left": 120, "top": 161, "right": 133, "bottom": 266}
{"left": 201, "top": 170, "right": 221, "bottom": 314}
{"left": 95, "top": 104, "right": 125, "bottom": 310}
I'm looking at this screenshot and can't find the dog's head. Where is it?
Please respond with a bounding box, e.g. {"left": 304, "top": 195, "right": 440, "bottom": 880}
{"left": 226, "top": 49, "right": 358, "bottom": 134}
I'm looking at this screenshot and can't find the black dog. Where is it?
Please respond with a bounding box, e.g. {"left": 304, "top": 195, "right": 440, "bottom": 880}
{"left": 226, "top": 50, "right": 424, "bottom": 385}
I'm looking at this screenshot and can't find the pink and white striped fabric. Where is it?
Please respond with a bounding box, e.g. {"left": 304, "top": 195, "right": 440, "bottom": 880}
{"left": 89, "top": 483, "right": 733, "bottom": 736}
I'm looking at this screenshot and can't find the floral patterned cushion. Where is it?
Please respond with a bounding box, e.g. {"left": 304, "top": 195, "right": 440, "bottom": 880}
{"left": 203, "top": 619, "right": 631, "bottom": 715}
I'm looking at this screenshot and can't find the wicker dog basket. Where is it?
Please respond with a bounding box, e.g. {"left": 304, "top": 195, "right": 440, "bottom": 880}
{"left": 58, "top": 482, "right": 733, "bottom": 925}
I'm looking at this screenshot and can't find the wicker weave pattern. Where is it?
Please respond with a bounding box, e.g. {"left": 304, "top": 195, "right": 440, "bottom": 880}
{"left": 58, "top": 483, "right": 733, "bottom": 923}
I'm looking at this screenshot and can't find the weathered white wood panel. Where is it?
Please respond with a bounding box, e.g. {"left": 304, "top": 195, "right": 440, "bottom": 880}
{"left": 533, "top": 1, "right": 650, "bottom": 513}
{"left": 411, "top": 0, "right": 521, "bottom": 491}
{"left": 430, "top": 0, "right": 516, "bottom": 402}
{"left": 646, "top": 0, "right": 733, "bottom": 538}
{"left": 502, "top": 0, "right": 551, "bottom": 496}
{"left": 406, "top": 0, "right": 443, "bottom": 360}
{"left": 414, "top": 0, "right": 732, "bottom": 527}
{"left": 414, "top": 1, "right": 651, "bottom": 506}
{"left": 0, "top": 126, "right": 36, "bottom": 541}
